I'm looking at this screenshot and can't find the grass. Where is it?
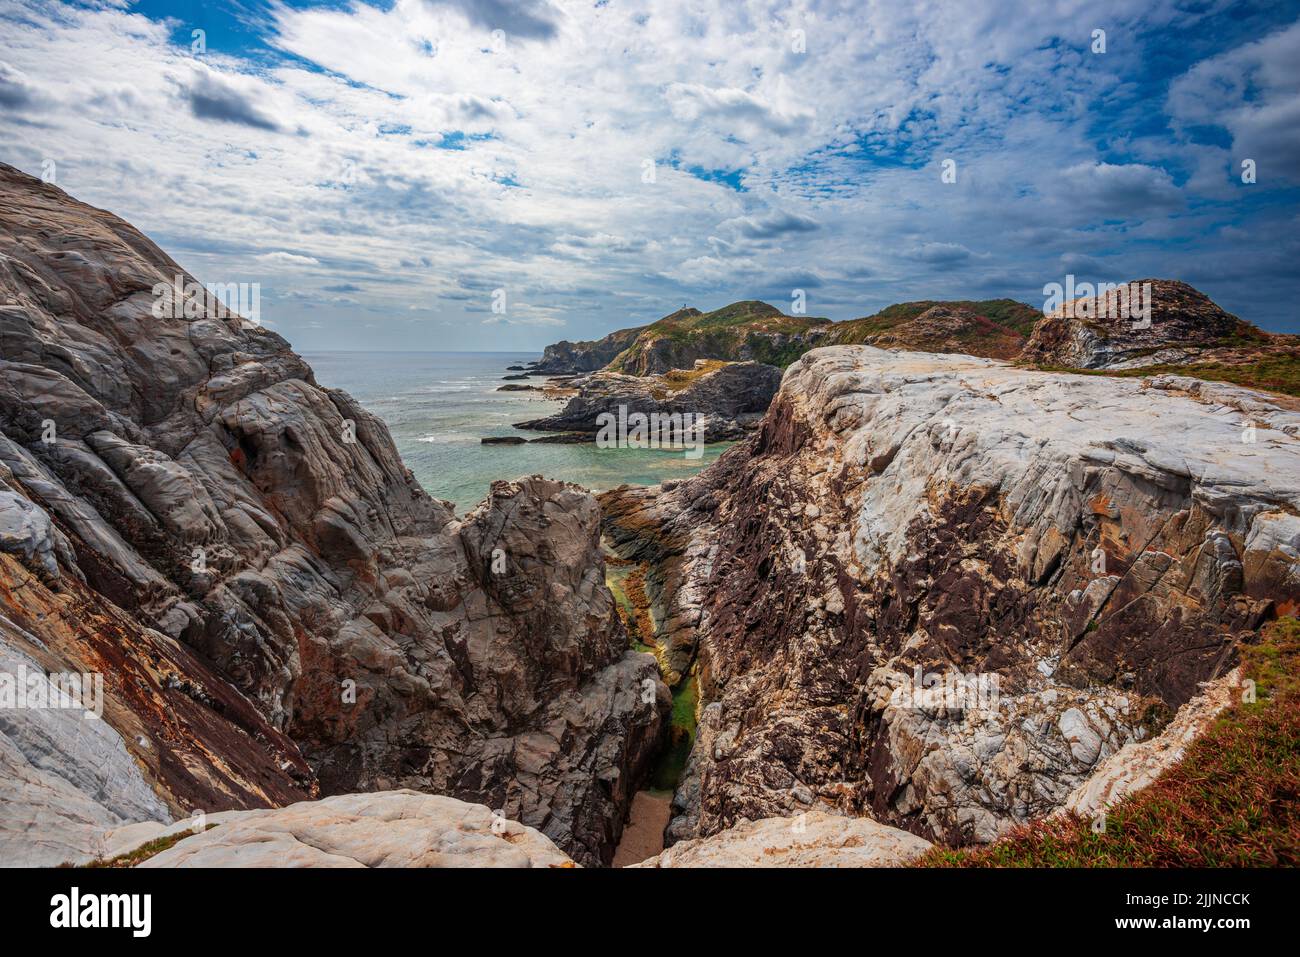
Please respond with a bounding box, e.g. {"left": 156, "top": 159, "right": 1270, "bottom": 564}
{"left": 78, "top": 824, "right": 218, "bottom": 868}
{"left": 829, "top": 298, "right": 1043, "bottom": 343}
{"left": 606, "top": 301, "right": 832, "bottom": 372}
{"left": 921, "top": 617, "right": 1300, "bottom": 867}
{"left": 1035, "top": 351, "right": 1300, "bottom": 400}
{"left": 1103, "top": 353, "right": 1300, "bottom": 399}
{"left": 649, "top": 359, "right": 729, "bottom": 398}
{"left": 603, "top": 297, "right": 1044, "bottom": 373}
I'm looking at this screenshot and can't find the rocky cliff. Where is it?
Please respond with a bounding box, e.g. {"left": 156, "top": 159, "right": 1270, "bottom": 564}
{"left": 824, "top": 303, "right": 1027, "bottom": 359}
{"left": 515, "top": 360, "right": 783, "bottom": 442}
{"left": 0, "top": 163, "right": 667, "bottom": 867}
{"left": 532, "top": 302, "right": 831, "bottom": 376}
{"left": 531, "top": 326, "right": 646, "bottom": 375}
{"left": 1019, "top": 278, "right": 1267, "bottom": 369}
{"left": 603, "top": 301, "right": 832, "bottom": 375}
{"left": 536, "top": 298, "right": 1043, "bottom": 378}
{"left": 603, "top": 346, "right": 1300, "bottom": 846}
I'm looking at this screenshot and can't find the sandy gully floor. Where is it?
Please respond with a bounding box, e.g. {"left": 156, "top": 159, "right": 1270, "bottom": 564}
{"left": 611, "top": 791, "right": 673, "bottom": 867}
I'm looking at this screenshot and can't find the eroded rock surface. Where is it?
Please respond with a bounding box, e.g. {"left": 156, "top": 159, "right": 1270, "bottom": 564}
{"left": 0, "top": 162, "right": 666, "bottom": 867}
{"left": 137, "top": 791, "right": 576, "bottom": 868}
{"left": 631, "top": 809, "right": 932, "bottom": 867}
{"left": 1058, "top": 667, "right": 1243, "bottom": 823}
{"left": 1019, "top": 278, "right": 1274, "bottom": 370}
{"left": 603, "top": 346, "right": 1300, "bottom": 847}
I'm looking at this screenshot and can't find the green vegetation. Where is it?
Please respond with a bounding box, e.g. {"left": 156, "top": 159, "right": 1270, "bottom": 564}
{"left": 921, "top": 617, "right": 1300, "bottom": 867}
{"left": 1037, "top": 348, "right": 1300, "bottom": 400}
{"left": 649, "top": 359, "right": 729, "bottom": 398}
{"left": 595, "top": 297, "right": 1044, "bottom": 374}
{"left": 606, "top": 300, "right": 832, "bottom": 373}
{"left": 78, "top": 824, "right": 218, "bottom": 868}
{"left": 649, "top": 675, "right": 700, "bottom": 792}
{"left": 606, "top": 558, "right": 654, "bottom": 653}
{"left": 828, "top": 298, "right": 1042, "bottom": 343}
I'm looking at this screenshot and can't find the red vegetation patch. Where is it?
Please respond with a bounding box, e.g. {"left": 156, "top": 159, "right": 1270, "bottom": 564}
{"left": 923, "top": 617, "right": 1300, "bottom": 867}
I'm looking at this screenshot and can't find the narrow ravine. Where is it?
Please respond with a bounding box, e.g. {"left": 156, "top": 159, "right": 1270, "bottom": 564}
{"left": 606, "top": 544, "right": 700, "bottom": 865}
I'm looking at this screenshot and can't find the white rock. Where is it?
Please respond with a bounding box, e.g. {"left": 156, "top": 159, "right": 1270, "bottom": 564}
{"left": 632, "top": 811, "right": 932, "bottom": 868}
{"left": 1060, "top": 669, "right": 1242, "bottom": 821}
{"left": 138, "top": 791, "right": 576, "bottom": 868}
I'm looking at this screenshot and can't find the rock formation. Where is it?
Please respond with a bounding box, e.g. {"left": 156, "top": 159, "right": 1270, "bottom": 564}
{"left": 530, "top": 326, "right": 645, "bottom": 374}
{"left": 515, "top": 360, "right": 783, "bottom": 442}
{"left": 629, "top": 809, "right": 933, "bottom": 867}
{"left": 829, "top": 303, "right": 1027, "bottom": 359}
{"left": 1019, "top": 278, "right": 1268, "bottom": 369}
{"left": 536, "top": 298, "right": 1043, "bottom": 381}
{"left": 1057, "top": 667, "right": 1242, "bottom": 823}
{"left": 0, "top": 162, "right": 667, "bottom": 867}
{"left": 603, "top": 346, "right": 1300, "bottom": 847}
{"left": 131, "top": 791, "right": 577, "bottom": 868}
{"left": 5, "top": 156, "right": 1294, "bottom": 869}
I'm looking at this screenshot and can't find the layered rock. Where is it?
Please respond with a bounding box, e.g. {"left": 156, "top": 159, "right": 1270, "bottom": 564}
{"left": 515, "top": 360, "right": 783, "bottom": 442}
{"left": 0, "top": 162, "right": 667, "bottom": 867}
{"left": 1058, "top": 667, "right": 1242, "bottom": 823}
{"left": 0, "top": 554, "right": 314, "bottom": 867}
{"left": 603, "top": 345, "right": 1300, "bottom": 847}
{"left": 1019, "top": 278, "right": 1267, "bottom": 369}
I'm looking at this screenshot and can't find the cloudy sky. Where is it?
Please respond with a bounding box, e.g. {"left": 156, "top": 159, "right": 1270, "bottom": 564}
{"left": 2, "top": 0, "right": 1298, "bottom": 350}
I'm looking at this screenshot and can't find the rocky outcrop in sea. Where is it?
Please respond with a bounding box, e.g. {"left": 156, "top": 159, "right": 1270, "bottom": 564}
{"left": 514, "top": 359, "right": 783, "bottom": 442}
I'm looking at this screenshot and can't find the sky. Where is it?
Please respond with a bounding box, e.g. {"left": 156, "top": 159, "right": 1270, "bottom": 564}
{"left": 1, "top": 0, "right": 1299, "bottom": 351}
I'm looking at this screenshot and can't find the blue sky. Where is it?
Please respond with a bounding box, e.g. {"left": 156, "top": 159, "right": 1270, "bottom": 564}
{"left": 2, "top": 0, "right": 1299, "bottom": 350}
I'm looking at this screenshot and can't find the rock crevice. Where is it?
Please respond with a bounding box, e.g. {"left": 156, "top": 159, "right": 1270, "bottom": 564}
{"left": 603, "top": 346, "right": 1299, "bottom": 846}
{"left": 0, "top": 162, "right": 666, "bottom": 867}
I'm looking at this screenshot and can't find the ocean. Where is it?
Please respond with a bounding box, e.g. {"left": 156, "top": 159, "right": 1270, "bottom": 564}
{"left": 303, "top": 351, "right": 731, "bottom": 515}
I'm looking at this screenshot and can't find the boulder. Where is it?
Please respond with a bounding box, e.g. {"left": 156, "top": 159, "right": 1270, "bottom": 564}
{"left": 632, "top": 810, "right": 932, "bottom": 867}
{"left": 136, "top": 791, "right": 576, "bottom": 868}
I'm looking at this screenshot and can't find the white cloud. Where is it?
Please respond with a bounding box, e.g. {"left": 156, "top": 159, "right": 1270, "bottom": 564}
{"left": 0, "top": 0, "right": 1295, "bottom": 349}
{"left": 257, "top": 251, "right": 322, "bottom": 267}
{"left": 1168, "top": 20, "right": 1300, "bottom": 183}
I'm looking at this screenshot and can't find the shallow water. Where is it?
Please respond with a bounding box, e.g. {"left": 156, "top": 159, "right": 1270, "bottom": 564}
{"left": 304, "top": 351, "right": 730, "bottom": 515}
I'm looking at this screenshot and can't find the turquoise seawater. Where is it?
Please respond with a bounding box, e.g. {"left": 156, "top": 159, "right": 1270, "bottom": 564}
{"left": 303, "top": 351, "right": 730, "bottom": 515}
